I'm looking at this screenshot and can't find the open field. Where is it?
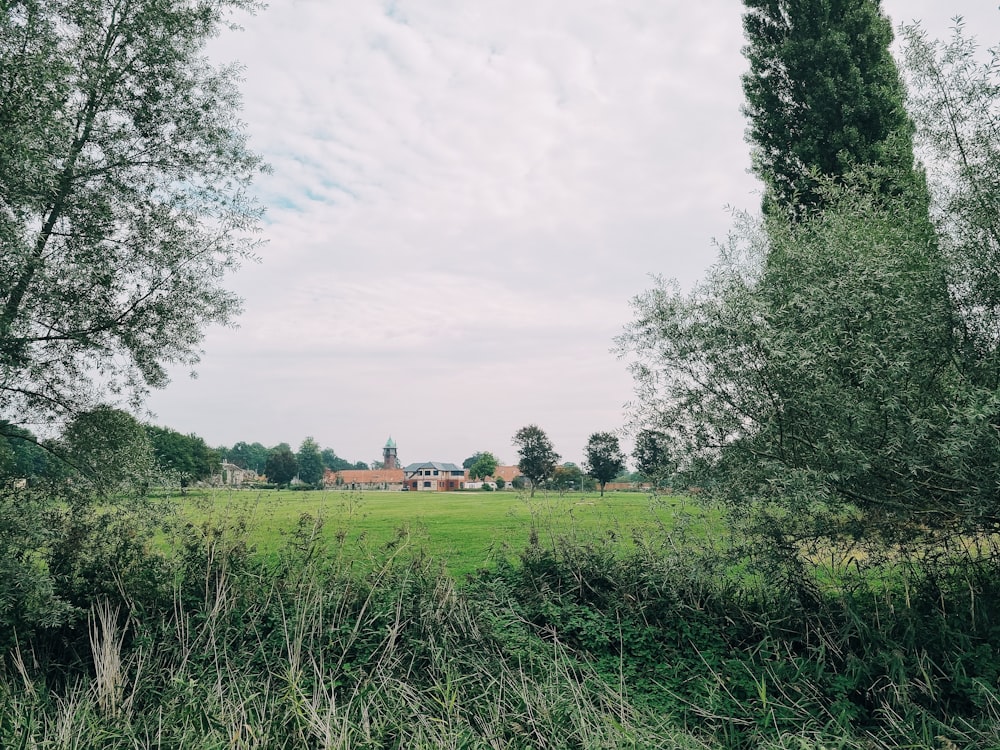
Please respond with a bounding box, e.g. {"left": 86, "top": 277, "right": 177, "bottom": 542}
{"left": 164, "top": 487, "right": 720, "bottom": 577}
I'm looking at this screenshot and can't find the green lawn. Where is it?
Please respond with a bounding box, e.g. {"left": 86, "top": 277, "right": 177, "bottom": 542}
{"left": 165, "top": 487, "right": 718, "bottom": 577}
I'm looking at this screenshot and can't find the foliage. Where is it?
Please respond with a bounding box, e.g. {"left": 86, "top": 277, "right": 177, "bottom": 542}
{"left": 495, "top": 476, "right": 506, "bottom": 490}
{"left": 147, "top": 424, "right": 219, "bottom": 486}
{"left": 469, "top": 451, "right": 498, "bottom": 480}
{"left": 60, "top": 407, "right": 154, "bottom": 496}
{"left": 320, "top": 447, "right": 353, "bottom": 472}
{"left": 633, "top": 428, "right": 674, "bottom": 484}
{"left": 6, "top": 495, "right": 1000, "bottom": 748}
{"left": 0, "top": 421, "right": 52, "bottom": 481}
{"left": 0, "top": 476, "right": 171, "bottom": 659}
{"left": 264, "top": 445, "right": 298, "bottom": 486}
{"left": 583, "top": 432, "right": 626, "bottom": 496}
{"left": 228, "top": 440, "right": 270, "bottom": 472}
{"left": 463, "top": 452, "right": 482, "bottom": 469}
{"left": 296, "top": 436, "right": 324, "bottom": 486}
{"left": 353, "top": 461, "right": 369, "bottom": 470}
{"left": 619, "top": 181, "right": 997, "bottom": 539}
{"left": 1, "top": 525, "right": 712, "bottom": 749}
{"left": 902, "top": 22, "right": 1000, "bottom": 387}
{"left": 0, "top": 0, "right": 265, "bottom": 431}
{"left": 0, "top": 485, "right": 75, "bottom": 652}
{"left": 513, "top": 424, "right": 560, "bottom": 497}
{"left": 622, "top": 18, "right": 1000, "bottom": 541}
{"left": 489, "top": 528, "right": 1000, "bottom": 749}
{"left": 742, "top": 0, "right": 918, "bottom": 218}
{"left": 550, "top": 462, "right": 583, "bottom": 491}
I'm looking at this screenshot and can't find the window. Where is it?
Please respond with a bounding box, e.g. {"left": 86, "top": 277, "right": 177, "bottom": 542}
{"left": 433, "top": 470, "right": 439, "bottom": 476}
{"left": 423, "top": 481, "right": 431, "bottom": 488}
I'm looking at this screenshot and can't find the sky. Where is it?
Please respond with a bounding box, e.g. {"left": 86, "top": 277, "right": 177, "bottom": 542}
{"left": 144, "top": 1, "right": 1000, "bottom": 468}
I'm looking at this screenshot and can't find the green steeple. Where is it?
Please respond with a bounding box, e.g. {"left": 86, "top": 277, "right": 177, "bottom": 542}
{"left": 385, "top": 436, "right": 396, "bottom": 449}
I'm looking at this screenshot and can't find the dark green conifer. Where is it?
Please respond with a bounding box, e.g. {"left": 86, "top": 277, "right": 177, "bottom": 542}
{"left": 742, "top": 0, "right": 917, "bottom": 217}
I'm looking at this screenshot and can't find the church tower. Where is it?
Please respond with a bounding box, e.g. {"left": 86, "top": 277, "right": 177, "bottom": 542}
{"left": 383, "top": 437, "right": 398, "bottom": 469}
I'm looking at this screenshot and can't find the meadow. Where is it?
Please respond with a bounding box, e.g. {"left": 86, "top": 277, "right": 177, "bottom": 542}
{"left": 165, "top": 487, "right": 719, "bottom": 578}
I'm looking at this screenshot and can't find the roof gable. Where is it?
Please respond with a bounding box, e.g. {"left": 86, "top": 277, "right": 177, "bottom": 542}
{"left": 403, "top": 461, "right": 462, "bottom": 472}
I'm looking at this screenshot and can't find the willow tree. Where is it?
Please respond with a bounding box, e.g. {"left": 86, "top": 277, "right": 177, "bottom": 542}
{"left": 0, "top": 0, "right": 265, "bottom": 431}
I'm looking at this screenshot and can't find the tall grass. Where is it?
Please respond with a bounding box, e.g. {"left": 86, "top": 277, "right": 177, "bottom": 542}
{"left": 0, "top": 515, "right": 705, "bottom": 749}
{"left": 4, "top": 486, "right": 1000, "bottom": 748}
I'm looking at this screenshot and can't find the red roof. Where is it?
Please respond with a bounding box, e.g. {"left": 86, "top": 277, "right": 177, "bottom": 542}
{"left": 325, "top": 469, "right": 405, "bottom": 484}
{"left": 471, "top": 465, "right": 521, "bottom": 482}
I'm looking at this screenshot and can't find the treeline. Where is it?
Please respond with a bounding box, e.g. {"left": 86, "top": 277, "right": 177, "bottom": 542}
{"left": 0, "top": 415, "right": 368, "bottom": 489}
{"left": 216, "top": 437, "right": 371, "bottom": 478}
{"left": 1, "top": 410, "right": 221, "bottom": 489}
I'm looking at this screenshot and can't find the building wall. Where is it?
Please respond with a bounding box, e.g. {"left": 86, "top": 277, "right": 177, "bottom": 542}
{"left": 404, "top": 464, "right": 465, "bottom": 491}
{"left": 407, "top": 478, "right": 463, "bottom": 491}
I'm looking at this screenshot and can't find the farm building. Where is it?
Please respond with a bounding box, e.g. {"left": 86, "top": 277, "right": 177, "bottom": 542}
{"left": 324, "top": 468, "right": 405, "bottom": 490}
{"left": 404, "top": 462, "right": 466, "bottom": 491}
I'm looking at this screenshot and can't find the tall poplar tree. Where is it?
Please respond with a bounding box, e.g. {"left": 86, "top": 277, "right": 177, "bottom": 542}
{"left": 742, "top": 0, "right": 917, "bottom": 217}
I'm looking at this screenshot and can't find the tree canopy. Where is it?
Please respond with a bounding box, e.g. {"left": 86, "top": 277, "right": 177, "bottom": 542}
{"left": 633, "top": 429, "right": 674, "bottom": 485}
{"left": 512, "top": 425, "right": 559, "bottom": 497}
{"left": 296, "top": 437, "right": 324, "bottom": 486}
{"left": 0, "top": 423, "right": 52, "bottom": 482}
{"left": 742, "top": 0, "right": 918, "bottom": 217}
{"left": 61, "top": 407, "right": 154, "bottom": 495}
{"left": 264, "top": 445, "right": 298, "bottom": 486}
{"left": 228, "top": 441, "right": 269, "bottom": 473}
{"left": 147, "top": 425, "right": 219, "bottom": 487}
{"left": 469, "top": 452, "right": 499, "bottom": 481}
{"left": 583, "top": 432, "right": 626, "bottom": 497}
{"left": 0, "top": 0, "right": 264, "bottom": 429}
{"left": 616, "top": 11, "right": 1000, "bottom": 544}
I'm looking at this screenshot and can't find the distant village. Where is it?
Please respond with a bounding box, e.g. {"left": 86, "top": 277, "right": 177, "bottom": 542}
{"left": 217, "top": 437, "right": 525, "bottom": 491}
{"left": 217, "top": 437, "right": 640, "bottom": 492}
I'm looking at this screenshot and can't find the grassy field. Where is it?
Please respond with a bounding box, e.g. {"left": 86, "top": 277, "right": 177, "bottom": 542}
{"left": 164, "top": 487, "right": 719, "bottom": 577}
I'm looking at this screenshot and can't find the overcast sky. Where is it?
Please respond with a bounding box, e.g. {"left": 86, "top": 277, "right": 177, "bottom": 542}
{"left": 144, "top": 1, "right": 1000, "bottom": 467}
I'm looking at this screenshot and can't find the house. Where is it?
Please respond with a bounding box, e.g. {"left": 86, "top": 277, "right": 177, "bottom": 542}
{"left": 403, "top": 462, "right": 466, "bottom": 491}
{"left": 324, "top": 468, "right": 405, "bottom": 491}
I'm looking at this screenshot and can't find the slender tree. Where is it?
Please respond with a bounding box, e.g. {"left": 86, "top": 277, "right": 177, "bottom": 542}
{"left": 742, "top": 0, "right": 918, "bottom": 218}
